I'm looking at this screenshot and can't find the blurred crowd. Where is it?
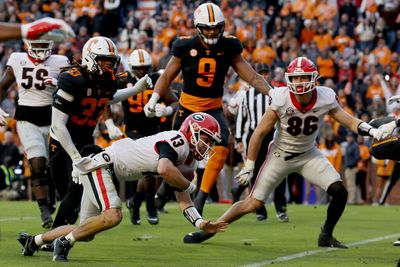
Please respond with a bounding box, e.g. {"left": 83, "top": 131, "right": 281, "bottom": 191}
{"left": 0, "top": 0, "right": 399, "bottom": 205}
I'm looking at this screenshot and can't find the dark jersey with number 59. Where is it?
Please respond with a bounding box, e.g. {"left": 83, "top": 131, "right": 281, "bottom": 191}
{"left": 53, "top": 66, "right": 119, "bottom": 146}
{"left": 172, "top": 35, "right": 242, "bottom": 111}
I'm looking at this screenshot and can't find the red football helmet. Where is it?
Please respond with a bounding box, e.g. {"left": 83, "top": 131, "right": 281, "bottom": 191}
{"left": 285, "top": 57, "right": 318, "bottom": 94}
{"left": 180, "top": 112, "right": 222, "bottom": 160}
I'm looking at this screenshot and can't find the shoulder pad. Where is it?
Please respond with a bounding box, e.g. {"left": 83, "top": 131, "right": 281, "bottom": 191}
{"left": 269, "top": 87, "right": 288, "bottom": 108}
{"left": 316, "top": 86, "right": 337, "bottom": 105}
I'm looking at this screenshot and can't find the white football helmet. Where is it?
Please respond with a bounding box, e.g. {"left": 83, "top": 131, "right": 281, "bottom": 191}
{"left": 193, "top": 3, "right": 225, "bottom": 45}
{"left": 25, "top": 39, "right": 53, "bottom": 62}
{"left": 81, "top": 36, "right": 120, "bottom": 75}
{"left": 129, "top": 49, "right": 152, "bottom": 68}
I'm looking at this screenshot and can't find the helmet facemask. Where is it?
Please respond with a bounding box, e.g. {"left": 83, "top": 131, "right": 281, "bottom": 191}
{"left": 285, "top": 72, "right": 318, "bottom": 94}
{"left": 26, "top": 40, "right": 53, "bottom": 62}
{"left": 196, "top": 22, "right": 225, "bottom": 45}
{"left": 189, "top": 121, "right": 219, "bottom": 161}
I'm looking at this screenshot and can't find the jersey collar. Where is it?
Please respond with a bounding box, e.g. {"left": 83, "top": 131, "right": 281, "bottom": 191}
{"left": 290, "top": 89, "right": 317, "bottom": 113}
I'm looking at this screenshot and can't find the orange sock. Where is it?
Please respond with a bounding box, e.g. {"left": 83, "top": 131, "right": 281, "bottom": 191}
{"left": 200, "top": 146, "right": 229, "bottom": 193}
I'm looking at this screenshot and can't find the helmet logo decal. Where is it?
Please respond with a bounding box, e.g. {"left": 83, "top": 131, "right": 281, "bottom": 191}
{"left": 138, "top": 49, "right": 144, "bottom": 63}
{"left": 190, "top": 49, "right": 198, "bottom": 57}
{"left": 105, "top": 39, "right": 115, "bottom": 55}
{"left": 86, "top": 38, "right": 99, "bottom": 53}
{"left": 192, "top": 113, "right": 205, "bottom": 122}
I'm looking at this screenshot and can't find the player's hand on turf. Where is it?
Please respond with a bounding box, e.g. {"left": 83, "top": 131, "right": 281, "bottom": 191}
{"left": 0, "top": 108, "right": 9, "bottom": 126}
{"left": 21, "top": 17, "right": 75, "bottom": 42}
{"left": 198, "top": 220, "right": 228, "bottom": 233}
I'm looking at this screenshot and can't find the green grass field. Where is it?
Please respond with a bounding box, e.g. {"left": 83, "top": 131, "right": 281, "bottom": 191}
{"left": 1, "top": 201, "right": 400, "bottom": 267}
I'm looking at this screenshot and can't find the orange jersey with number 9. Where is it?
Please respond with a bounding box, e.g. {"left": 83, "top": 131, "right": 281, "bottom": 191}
{"left": 172, "top": 35, "right": 242, "bottom": 111}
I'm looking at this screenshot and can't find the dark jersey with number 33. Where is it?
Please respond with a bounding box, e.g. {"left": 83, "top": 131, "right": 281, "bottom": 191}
{"left": 172, "top": 35, "right": 242, "bottom": 111}
{"left": 53, "top": 66, "right": 119, "bottom": 146}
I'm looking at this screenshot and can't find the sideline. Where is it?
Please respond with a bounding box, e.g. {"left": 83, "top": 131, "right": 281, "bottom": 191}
{"left": 239, "top": 233, "right": 400, "bottom": 267}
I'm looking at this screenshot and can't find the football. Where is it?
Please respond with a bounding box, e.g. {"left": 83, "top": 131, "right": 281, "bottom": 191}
{"left": 176, "top": 164, "right": 195, "bottom": 181}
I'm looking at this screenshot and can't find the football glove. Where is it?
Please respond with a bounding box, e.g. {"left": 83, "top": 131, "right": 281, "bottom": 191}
{"left": 21, "top": 17, "right": 75, "bottom": 42}
{"left": 43, "top": 76, "right": 58, "bottom": 89}
{"left": 375, "top": 121, "right": 398, "bottom": 140}
{"left": 0, "top": 108, "right": 10, "bottom": 126}
{"left": 104, "top": 118, "right": 122, "bottom": 140}
{"left": 155, "top": 104, "right": 174, "bottom": 117}
{"left": 144, "top": 92, "right": 160, "bottom": 118}
{"left": 234, "top": 159, "right": 255, "bottom": 186}
{"left": 71, "top": 165, "right": 81, "bottom": 184}
{"left": 388, "top": 95, "right": 400, "bottom": 105}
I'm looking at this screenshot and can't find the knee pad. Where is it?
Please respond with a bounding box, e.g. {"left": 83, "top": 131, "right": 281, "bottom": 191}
{"left": 30, "top": 172, "right": 48, "bottom": 187}
{"left": 327, "top": 181, "right": 348, "bottom": 201}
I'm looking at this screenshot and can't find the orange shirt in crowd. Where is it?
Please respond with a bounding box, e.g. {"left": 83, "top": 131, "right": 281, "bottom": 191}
{"left": 313, "top": 33, "right": 333, "bottom": 51}
{"left": 320, "top": 143, "right": 342, "bottom": 172}
{"left": 313, "top": 1, "right": 337, "bottom": 23}
{"left": 251, "top": 46, "right": 276, "bottom": 65}
{"left": 373, "top": 46, "right": 392, "bottom": 66}
{"left": 300, "top": 27, "right": 316, "bottom": 45}
{"left": 366, "top": 84, "right": 385, "bottom": 100}
{"left": 316, "top": 56, "right": 335, "bottom": 78}
{"left": 333, "top": 35, "right": 351, "bottom": 53}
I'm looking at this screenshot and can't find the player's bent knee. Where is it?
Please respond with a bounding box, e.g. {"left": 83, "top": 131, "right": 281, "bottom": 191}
{"left": 30, "top": 172, "right": 48, "bottom": 187}
{"left": 102, "top": 208, "right": 123, "bottom": 228}
{"left": 327, "top": 181, "right": 348, "bottom": 201}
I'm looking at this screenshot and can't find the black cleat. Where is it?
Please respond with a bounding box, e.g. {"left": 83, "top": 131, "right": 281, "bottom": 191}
{"left": 53, "top": 237, "right": 73, "bottom": 262}
{"left": 183, "top": 231, "right": 215, "bottom": 244}
{"left": 318, "top": 228, "right": 347, "bottom": 248}
{"left": 126, "top": 198, "right": 141, "bottom": 225}
{"left": 17, "top": 233, "right": 39, "bottom": 256}
{"left": 256, "top": 214, "right": 267, "bottom": 221}
{"left": 276, "top": 212, "right": 289, "bottom": 223}
{"left": 147, "top": 212, "right": 159, "bottom": 225}
{"left": 40, "top": 205, "right": 53, "bottom": 229}
{"left": 393, "top": 238, "right": 400, "bottom": 246}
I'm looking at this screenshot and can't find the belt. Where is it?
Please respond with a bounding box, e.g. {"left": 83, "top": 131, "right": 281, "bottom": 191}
{"left": 284, "top": 151, "right": 306, "bottom": 161}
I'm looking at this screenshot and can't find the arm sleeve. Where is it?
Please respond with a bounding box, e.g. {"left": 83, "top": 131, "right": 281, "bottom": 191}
{"left": 156, "top": 141, "right": 178, "bottom": 163}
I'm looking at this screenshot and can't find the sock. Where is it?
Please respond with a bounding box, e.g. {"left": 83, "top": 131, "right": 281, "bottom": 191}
{"left": 65, "top": 233, "right": 76, "bottom": 245}
{"left": 34, "top": 234, "right": 44, "bottom": 246}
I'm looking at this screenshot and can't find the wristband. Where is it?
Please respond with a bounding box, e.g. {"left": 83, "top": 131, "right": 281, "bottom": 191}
{"left": 104, "top": 118, "right": 116, "bottom": 129}
{"left": 149, "top": 92, "right": 160, "bottom": 105}
{"left": 183, "top": 206, "right": 202, "bottom": 227}
{"left": 165, "top": 106, "right": 174, "bottom": 116}
{"left": 357, "top": 122, "right": 372, "bottom": 136}
{"left": 244, "top": 159, "right": 255, "bottom": 169}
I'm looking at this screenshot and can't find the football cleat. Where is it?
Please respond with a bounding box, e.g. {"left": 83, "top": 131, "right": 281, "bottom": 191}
{"left": 318, "top": 228, "right": 347, "bottom": 249}
{"left": 393, "top": 238, "right": 400, "bottom": 246}
{"left": 126, "top": 198, "right": 141, "bottom": 225}
{"left": 40, "top": 205, "right": 53, "bottom": 229}
{"left": 276, "top": 212, "right": 289, "bottom": 223}
{"left": 53, "top": 237, "right": 73, "bottom": 262}
{"left": 147, "top": 212, "right": 159, "bottom": 225}
{"left": 17, "top": 233, "right": 39, "bottom": 256}
{"left": 256, "top": 214, "right": 267, "bottom": 221}
{"left": 183, "top": 231, "right": 215, "bottom": 244}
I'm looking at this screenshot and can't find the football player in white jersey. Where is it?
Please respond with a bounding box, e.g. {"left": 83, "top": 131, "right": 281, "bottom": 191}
{"left": 0, "top": 38, "right": 70, "bottom": 228}
{"left": 17, "top": 113, "right": 228, "bottom": 262}
{"left": 183, "top": 57, "right": 389, "bottom": 248}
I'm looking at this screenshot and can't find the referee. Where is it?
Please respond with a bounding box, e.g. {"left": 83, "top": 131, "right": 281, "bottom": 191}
{"left": 233, "top": 63, "right": 289, "bottom": 222}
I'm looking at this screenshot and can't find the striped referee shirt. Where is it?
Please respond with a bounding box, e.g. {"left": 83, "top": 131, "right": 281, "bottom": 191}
{"left": 235, "top": 87, "right": 271, "bottom": 147}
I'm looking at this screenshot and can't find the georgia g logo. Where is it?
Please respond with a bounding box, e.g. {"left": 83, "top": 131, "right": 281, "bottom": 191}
{"left": 192, "top": 113, "right": 205, "bottom": 122}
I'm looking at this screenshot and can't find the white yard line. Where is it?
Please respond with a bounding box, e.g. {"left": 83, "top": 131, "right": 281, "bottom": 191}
{"left": 0, "top": 216, "right": 38, "bottom": 222}
{"left": 239, "top": 233, "right": 400, "bottom": 267}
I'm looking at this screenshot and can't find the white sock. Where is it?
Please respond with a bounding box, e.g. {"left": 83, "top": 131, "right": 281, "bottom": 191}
{"left": 34, "top": 234, "right": 44, "bottom": 246}
{"left": 65, "top": 233, "right": 76, "bottom": 245}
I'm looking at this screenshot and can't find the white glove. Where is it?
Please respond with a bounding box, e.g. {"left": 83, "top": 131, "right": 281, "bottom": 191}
{"left": 135, "top": 74, "right": 153, "bottom": 93}
{"left": 0, "top": 108, "right": 10, "bottom": 126}
{"left": 388, "top": 95, "right": 400, "bottom": 105}
{"left": 373, "top": 120, "right": 398, "bottom": 141}
{"left": 43, "top": 76, "right": 58, "bottom": 89}
{"left": 234, "top": 160, "right": 255, "bottom": 186}
{"left": 104, "top": 118, "right": 123, "bottom": 140}
{"left": 74, "top": 152, "right": 113, "bottom": 173}
{"left": 155, "top": 104, "right": 174, "bottom": 117}
{"left": 71, "top": 165, "right": 81, "bottom": 184}
{"left": 144, "top": 92, "right": 160, "bottom": 118}
{"left": 21, "top": 17, "right": 75, "bottom": 42}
